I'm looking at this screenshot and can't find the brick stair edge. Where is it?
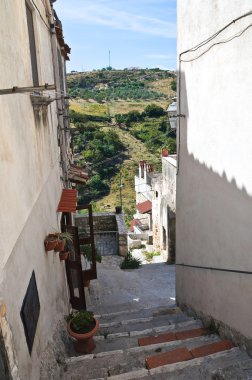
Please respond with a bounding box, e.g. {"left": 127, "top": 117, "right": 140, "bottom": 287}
{"left": 146, "top": 339, "right": 234, "bottom": 369}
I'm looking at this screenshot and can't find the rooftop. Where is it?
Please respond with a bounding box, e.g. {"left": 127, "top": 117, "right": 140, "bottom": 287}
{"left": 136, "top": 200, "right": 152, "bottom": 214}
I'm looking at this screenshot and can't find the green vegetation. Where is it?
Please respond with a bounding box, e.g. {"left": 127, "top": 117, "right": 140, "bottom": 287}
{"left": 171, "top": 79, "right": 177, "bottom": 92}
{"left": 65, "top": 310, "right": 94, "bottom": 333}
{"left": 120, "top": 252, "right": 141, "bottom": 269}
{"left": 71, "top": 110, "right": 126, "bottom": 204}
{"left": 67, "top": 68, "right": 175, "bottom": 102}
{"left": 115, "top": 103, "right": 176, "bottom": 154}
{"left": 143, "top": 251, "right": 161, "bottom": 262}
{"left": 68, "top": 68, "right": 176, "bottom": 220}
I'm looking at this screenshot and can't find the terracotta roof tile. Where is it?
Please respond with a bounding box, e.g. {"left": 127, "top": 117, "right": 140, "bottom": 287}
{"left": 57, "top": 189, "right": 77, "bottom": 212}
{"left": 130, "top": 219, "right": 142, "bottom": 232}
{"left": 136, "top": 200, "right": 152, "bottom": 214}
{"left": 68, "top": 164, "right": 89, "bottom": 185}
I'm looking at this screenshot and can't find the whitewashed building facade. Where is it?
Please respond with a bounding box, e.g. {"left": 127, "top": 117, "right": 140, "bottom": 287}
{"left": 176, "top": 0, "right": 252, "bottom": 351}
{"left": 0, "top": 1, "right": 73, "bottom": 378}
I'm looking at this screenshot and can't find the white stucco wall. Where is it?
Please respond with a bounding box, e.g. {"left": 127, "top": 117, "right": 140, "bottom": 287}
{"left": 177, "top": 0, "right": 252, "bottom": 341}
{"left": 0, "top": 1, "right": 69, "bottom": 378}
{"left": 154, "top": 156, "right": 176, "bottom": 260}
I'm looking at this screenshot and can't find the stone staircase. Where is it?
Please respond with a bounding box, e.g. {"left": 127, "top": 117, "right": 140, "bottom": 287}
{"left": 63, "top": 305, "right": 252, "bottom": 380}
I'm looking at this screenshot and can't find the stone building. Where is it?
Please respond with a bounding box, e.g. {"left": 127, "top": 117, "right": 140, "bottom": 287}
{"left": 152, "top": 154, "right": 177, "bottom": 262}
{"left": 75, "top": 211, "right": 128, "bottom": 258}
{"left": 132, "top": 161, "right": 160, "bottom": 240}
{"left": 177, "top": 0, "right": 252, "bottom": 352}
{"left": 0, "top": 1, "right": 73, "bottom": 378}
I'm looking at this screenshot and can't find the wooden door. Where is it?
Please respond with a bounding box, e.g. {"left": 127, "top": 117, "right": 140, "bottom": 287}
{"left": 63, "top": 225, "right": 86, "bottom": 310}
{"left": 76, "top": 204, "right": 97, "bottom": 282}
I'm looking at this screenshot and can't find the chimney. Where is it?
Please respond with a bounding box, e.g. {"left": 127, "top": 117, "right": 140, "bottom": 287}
{"left": 139, "top": 160, "right": 146, "bottom": 178}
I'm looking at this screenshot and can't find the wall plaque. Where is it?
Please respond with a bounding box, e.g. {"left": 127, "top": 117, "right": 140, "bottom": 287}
{"left": 20, "top": 271, "right": 40, "bottom": 354}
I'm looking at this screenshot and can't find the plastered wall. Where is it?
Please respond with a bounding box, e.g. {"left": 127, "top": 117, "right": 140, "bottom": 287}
{"left": 0, "top": 1, "right": 69, "bottom": 378}
{"left": 176, "top": 0, "right": 252, "bottom": 341}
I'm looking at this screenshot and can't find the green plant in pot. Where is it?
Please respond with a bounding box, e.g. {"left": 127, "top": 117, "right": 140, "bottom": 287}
{"left": 161, "top": 145, "right": 169, "bottom": 157}
{"left": 65, "top": 310, "right": 99, "bottom": 353}
{"left": 54, "top": 232, "right": 73, "bottom": 252}
{"left": 81, "top": 245, "right": 102, "bottom": 266}
{"left": 81, "top": 245, "right": 102, "bottom": 287}
{"left": 44, "top": 234, "right": 59, "bottom": 251}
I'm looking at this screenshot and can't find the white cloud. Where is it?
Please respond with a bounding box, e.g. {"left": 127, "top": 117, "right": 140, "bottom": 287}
{"left": 57, "top": 3, "right": 176, "bottom": 38}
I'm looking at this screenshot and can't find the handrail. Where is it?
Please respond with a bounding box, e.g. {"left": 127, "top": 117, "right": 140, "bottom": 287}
{"left": 176, "top": 263, "right": 252, "bottom": 275}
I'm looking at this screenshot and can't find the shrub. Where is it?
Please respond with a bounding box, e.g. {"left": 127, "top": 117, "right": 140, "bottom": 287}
{"left": 143, "top": 251, "right": 161, "bottom": 262}
{"left": 120, "top": 252, "right": 141, "bottom": 269}
{"left": 171, "top": 79, "right": 177, "bottom": 92}
{"left": 144, "top": 104, "right": 166, "bottom": 118}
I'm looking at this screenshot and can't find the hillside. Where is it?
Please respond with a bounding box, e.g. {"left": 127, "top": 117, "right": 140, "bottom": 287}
{"left": 68, "top": 68, "right": 175, "bottom": 102}
{"left": 68, "top": 68, "right": 176, "bottom": 224}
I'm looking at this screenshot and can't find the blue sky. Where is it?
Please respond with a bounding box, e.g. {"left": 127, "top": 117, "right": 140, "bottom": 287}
{"left": 54, "top": 0, "right": 176, "bottom": 72}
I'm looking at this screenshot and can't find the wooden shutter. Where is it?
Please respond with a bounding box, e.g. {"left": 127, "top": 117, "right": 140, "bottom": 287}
{"left": 76, "top": 204, "right": 97, "bottom": 282}
{"left": 62, "top": 225, "right": 86, "bottom": 310}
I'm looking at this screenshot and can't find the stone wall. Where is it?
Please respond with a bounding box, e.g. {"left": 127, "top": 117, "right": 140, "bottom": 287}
{"left": 94, "top": 232, "right": 118, "bottom": 256}
{"left": 75, "top": 212, "right": 128, "bottom": 257}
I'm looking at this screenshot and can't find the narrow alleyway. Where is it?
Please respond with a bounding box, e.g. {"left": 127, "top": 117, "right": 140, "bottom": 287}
{"left": 86, "top": 255, "right": 176, "bottom": 315}
{"left": 63, "top": 256, "right": 252, "bottom": 379}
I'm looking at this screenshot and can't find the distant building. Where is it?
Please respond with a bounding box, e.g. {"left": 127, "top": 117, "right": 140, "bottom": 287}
{"left": 152, "top": 155, "right": 177, "bottom": 262}
{"left": 132, "top": 161, "right": 159, "bottom": 242}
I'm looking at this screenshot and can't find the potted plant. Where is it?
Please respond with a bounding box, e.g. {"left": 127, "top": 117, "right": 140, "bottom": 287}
{"left": 65, "top": 310, "right": 99, "bottom": 353}
{"left": 44, "top": 234, "right": 59, "bottom": 251}
{"left": 81, "top": 245, "right": 102, "bottom": 287}
{"left": 54, "top": 232, "right": 73, "bottom": 252}
{"left": 161, "top": 146, "right": 169, "bottom": 157}
{"left": 59, "top": 251, "right": 69, "bottom": 261}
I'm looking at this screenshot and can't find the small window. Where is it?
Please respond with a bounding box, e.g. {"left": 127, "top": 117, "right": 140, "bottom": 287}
{"left": 156, "top": 191, "right": 158, "bottom": 198}
{"left": 26, "top": 3, "right": 39, "bottom": 86}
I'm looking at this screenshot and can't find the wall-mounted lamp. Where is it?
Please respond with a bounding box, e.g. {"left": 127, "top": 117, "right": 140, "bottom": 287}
{"left": 167, "top": 97, "right": 185, "bottom": 130}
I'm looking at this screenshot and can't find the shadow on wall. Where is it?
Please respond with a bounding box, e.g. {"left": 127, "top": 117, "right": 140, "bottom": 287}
{"left": 176, "top": 70, "right": 252, "bottom": 344}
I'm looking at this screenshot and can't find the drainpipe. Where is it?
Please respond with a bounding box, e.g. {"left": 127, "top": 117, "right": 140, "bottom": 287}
{"left": 45, "top": 0, "right": 68, "bottom": 186}
{"left": 45, "top": 0, "right": 54, "bottom": 24}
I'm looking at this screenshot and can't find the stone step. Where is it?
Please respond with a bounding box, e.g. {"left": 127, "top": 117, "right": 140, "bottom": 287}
{"left": 63, "top": 334, "right": 221, "bottom": 380}
{"left": 145, "top": 339, "right": 234, "bottom": 369}
{"left": 96, "top": 306, "right": 181, "bottom": 324}
{"left": 105, "top": 348, "right": 252, "bottom": 380}
{"left": 138, "top": 327, "right": 208, "bottom": 346}
{"left": 92, "top": 320, "right": 203, "bottom": 354}
{"left": 97, "top": 312, "right": 195, "bottom": 336}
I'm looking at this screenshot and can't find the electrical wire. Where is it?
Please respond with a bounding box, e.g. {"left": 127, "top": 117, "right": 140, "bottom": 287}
{"left": 31, "top": 0, "right": 50, "bottom": 31}
{"left": 176, "top": 10, "right": 252, "bottom": 175}
{"left": 181, "top": 23, "right": 252, "bottom": 63}
{"left": 180, "top": 10, "right": 252, "bottom": 56}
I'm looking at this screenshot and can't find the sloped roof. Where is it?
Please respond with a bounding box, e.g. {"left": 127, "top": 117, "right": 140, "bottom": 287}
{"left": 68, "top": 164, "right": 89, "bottom": 185}
{"left": 130, "top": 219, "right": 142, "bottom": 232}
{"left": 57, "top": 189, "right": 77, "bottom": 212}
{"left": 136, "top": 200, "right": 152, "bottom": 214}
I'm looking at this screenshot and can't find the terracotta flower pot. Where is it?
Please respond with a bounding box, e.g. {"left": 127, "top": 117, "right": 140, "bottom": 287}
{"left": 54, "top": 239, "right": 65, "bottom": 252}
{"left": 67, "top": 317, "right": 99, "bottom": 354}
{"left": 59, "top": 251, "right": 69, "bottom": 261}
{"left": 44, "top": 234, "right": 58, "bottom": 251}
{"left": 161, "top": 148, "right": 169, "bottom": 157}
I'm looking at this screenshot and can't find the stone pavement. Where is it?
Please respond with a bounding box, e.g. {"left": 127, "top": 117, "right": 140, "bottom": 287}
{"left": 85, "top": 255, "right": 176, "bottom": 314}
{"left": 62, "top": 256, "right": 252, "bottom": 379}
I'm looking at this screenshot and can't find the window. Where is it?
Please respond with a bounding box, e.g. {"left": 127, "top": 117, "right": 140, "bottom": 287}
{"left": 26, "top": 3, "right": 39, "bottom": 86}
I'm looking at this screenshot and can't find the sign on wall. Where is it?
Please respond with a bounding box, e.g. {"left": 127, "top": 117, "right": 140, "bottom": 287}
{"left": 20, "top": 271, "right": 40, "bottom": 354}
